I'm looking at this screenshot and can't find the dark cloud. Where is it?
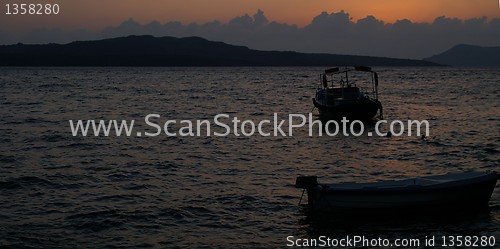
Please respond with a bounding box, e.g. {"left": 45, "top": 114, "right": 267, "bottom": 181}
{"left": 2, "top": 10, "right": 499, "bottom": 59}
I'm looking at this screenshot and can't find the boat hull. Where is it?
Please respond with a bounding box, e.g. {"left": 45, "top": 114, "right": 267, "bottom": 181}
{"left": 297, "top": 172, "right": 499, "bottom": 214}
{"left": 312, "top": 98, "right": 380, "bottom": 121}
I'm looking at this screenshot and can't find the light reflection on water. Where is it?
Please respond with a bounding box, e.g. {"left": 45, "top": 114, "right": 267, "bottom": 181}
{"left": 0, "top": 67, "right": 498, "bottom": 247}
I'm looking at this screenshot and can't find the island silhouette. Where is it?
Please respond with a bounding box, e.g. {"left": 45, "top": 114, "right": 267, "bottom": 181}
{"left": 0, "top": 35, "right": 441, "bottom": 67}
{"left": 425, "top": 44, "right": 500, "bottom": 67}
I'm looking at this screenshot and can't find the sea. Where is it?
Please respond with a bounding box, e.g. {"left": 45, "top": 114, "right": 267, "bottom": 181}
{"left": 0, "top": 67, "right": 499, "bottom": 248}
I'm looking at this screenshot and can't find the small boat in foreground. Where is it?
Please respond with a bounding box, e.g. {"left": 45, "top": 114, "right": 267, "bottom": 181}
{"left": 296, "top": 171, "right": 499, "bottom": 213}
{"left": 313, "top": 66, "right": 383, "bottom": 121}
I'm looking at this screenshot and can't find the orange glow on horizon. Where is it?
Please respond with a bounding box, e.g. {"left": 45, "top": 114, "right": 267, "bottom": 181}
{"left": 1, "top": 0, "right": 499, "bottom": 31}
{"left": 338, "top": 0, "right": 500, "bottom": 23}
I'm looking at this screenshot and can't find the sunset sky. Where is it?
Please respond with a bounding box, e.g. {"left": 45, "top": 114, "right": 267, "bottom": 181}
{"left": 2, "top": 0, "right": 499, "bottom": 30}
{"left": 1, "top": 0, "right": 499, "bottom": 58}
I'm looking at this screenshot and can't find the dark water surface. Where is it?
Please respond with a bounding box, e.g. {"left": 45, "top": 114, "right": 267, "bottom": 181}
{"left": 0, "top": 67, "right": 499, "bottom": 248}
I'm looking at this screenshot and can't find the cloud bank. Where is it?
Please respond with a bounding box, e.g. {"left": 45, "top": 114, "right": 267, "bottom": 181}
{"left": 2, "top": 10, "right": 499, "bottom": 59}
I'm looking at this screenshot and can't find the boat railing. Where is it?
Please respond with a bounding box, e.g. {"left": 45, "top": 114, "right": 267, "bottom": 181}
{"left": 319, "top": 66, "right": 379, "bottom": 101}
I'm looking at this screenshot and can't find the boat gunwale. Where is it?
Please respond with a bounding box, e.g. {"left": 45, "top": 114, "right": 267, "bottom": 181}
{"left": 316, "top": 171, "right": 499, "bottom": 194}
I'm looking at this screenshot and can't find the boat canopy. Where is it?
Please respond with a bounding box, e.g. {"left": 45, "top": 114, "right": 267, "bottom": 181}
{"left": 324, "top": 66, "right": 373, "bottom": 75}
{"left": 324, "top": 67, "right": 339, "bottom": 74}
{"left": 355, "top": 66, "right": 372, "bottom": 72}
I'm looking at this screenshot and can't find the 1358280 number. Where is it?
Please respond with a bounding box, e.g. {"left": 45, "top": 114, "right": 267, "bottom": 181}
{"left": 5, "top": 3, "right": 60, "bottom": 15}
{"left": 441, "top": 236, "right": 496, "bottom": 247}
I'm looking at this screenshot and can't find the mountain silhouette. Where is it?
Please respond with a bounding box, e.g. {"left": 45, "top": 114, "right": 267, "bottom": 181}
{"left": 1, "top": 35, "right": 440, "bottom": 66}
{"left": 425, "top": 44, "right": 500, "bottom": 67}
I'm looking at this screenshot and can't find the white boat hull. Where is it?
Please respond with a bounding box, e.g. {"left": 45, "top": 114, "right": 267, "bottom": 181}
{"left": 296, "top": 172, "right": 499, "bottom": 213}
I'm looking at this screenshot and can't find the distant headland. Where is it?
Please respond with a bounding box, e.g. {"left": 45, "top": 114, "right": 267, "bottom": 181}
{"left": 424, "top": 44, "right": 500, "bottom": 67}
{"left": 0, "top": 35, "right": 441, "bottom": 67}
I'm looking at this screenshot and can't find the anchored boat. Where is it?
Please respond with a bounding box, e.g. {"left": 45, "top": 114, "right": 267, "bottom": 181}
{"left": 296, "top": 171, "right": 499, "bottom": 214}
{"left": 312, "top": 66, "right": 383, "bottom": 121}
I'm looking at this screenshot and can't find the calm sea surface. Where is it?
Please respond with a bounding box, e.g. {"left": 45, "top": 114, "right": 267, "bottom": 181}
{"left": 0, "top": 67, "right": 499, "bottom": 248}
